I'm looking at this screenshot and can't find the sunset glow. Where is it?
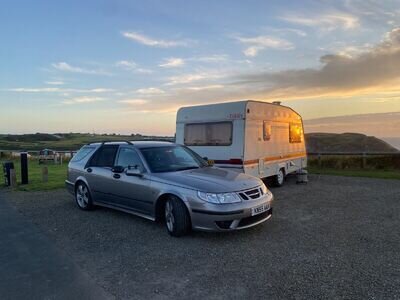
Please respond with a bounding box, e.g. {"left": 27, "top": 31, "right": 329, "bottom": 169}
{"left": 1, "top": 0, "right": 399, "bottom": 140}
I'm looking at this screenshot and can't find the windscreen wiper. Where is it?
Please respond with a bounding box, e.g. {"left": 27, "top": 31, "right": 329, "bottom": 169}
{"left": 175, "top": 166, "right": 200, "bottom": 171}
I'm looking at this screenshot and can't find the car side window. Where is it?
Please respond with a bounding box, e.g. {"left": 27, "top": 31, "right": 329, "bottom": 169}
{"left": 116, "top": 147, "right": 144, "bottom": 171}
{"left": 88, "top": 145, "right": 118, "bottom": 168}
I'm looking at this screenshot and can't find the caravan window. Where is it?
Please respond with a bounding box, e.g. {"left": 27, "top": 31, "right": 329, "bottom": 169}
{"left": 184, "top": 122, "right": 232, "bottom": 146}
{"left": 263, "top": 121, "right": 272, "bottom": 141}
{"left": 289, "top": 123, "right": 303, "bottom": 143}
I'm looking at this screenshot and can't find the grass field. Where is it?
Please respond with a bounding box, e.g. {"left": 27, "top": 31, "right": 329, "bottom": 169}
{"left": 308, "top": 166, "right": 400, "bottom": 180}
{"left": 0, "top": 159, "right": 68, "bottom": 191}
{"left": 0, "top": 133, "right": 173, "bottom": 151}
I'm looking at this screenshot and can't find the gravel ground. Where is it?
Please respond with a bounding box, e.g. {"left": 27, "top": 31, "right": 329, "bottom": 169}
{"left": 3, "top": 175, "right": 400, "bottom": 299}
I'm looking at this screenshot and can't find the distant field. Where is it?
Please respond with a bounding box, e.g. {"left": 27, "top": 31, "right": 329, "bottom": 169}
{"left": 0, "top": 159, "right": 68, "bottom": 191}
{"left": 0, "top": 133, "right": 173, "bottom": 151}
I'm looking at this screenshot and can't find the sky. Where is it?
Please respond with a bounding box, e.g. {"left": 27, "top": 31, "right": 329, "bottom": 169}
{"left": 1, "top": 0, "right": 400, "bottom": 136}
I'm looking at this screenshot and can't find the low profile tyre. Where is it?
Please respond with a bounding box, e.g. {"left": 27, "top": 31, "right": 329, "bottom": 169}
{"left": 75, "top": 182, "right": 94, "bottom": 210}
{"left": 273, "top": 168, "right": 285, "bottom": 187}
{"left": 164, "top": 196, "right": 191, "bottom": 237}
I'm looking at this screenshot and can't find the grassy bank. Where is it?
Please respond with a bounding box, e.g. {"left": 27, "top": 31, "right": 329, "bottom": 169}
{"left": 0, "top": 159, "right": 68, "bottom": 191}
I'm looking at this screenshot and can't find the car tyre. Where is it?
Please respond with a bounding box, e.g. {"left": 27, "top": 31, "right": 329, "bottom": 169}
{"left": 272, "top": 168, "right": 285, "bottom": 187}
{"left": 164, "top": 196, "right": 191, "bottom": 237}
{"left": 75, "top": 182, "right": 94, "bottom": 210}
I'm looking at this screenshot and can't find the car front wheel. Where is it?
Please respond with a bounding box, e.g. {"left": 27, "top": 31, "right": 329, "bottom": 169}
{"left": 75, "top": 182, "right": 94, "bottom": 210}
{"left": 164, "top": 196, "right": 191, "bottom": 237}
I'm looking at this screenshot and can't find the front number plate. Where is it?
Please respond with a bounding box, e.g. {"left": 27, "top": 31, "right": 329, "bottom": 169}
{"left": 251, "top": 203, "right": 270, "bottom": 216}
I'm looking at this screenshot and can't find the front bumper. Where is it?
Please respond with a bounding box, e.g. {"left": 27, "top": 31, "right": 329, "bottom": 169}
{"left": 65, "top": 180, "right": 74, "bottom": 195}
{"left": 189, "top": 194, "right": 274, "bottom": 232}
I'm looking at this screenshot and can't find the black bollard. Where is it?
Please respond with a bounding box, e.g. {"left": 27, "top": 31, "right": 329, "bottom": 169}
{"left": 21, "top": 152, "right": 28, "bottom": 184}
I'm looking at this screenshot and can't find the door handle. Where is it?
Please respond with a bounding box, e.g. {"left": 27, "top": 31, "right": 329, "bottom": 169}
{"left": 86, "top": 168, "right": 92, "bottom": 173}
{"left": 113, "top": 173, "right": 121, "bottom": 179}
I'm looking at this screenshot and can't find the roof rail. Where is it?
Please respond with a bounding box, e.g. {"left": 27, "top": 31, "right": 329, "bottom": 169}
{"left": 87, "top": 140, "right": 133, "bottom": 146}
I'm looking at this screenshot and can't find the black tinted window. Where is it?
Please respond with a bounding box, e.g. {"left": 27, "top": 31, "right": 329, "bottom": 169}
{"left": 116, "top": 148, "right": 144, "bottom": 171}
{"left": 89, "top": 146, "right": 118, "bottom": 167}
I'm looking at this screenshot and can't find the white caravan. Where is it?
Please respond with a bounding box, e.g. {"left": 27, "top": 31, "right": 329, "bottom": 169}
{"left": 176, "top": 100, "right": 307, "bottom": 186}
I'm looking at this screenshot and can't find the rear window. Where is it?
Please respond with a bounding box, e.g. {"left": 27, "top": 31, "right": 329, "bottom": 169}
{"left": 88, "top": 145, "right": 119, "bottom": 168}
{"left": 70, "top": 146, "right": 95, "bottom": 162}
{"left": 184, "top": 122, "right": 232, "bottom": 146}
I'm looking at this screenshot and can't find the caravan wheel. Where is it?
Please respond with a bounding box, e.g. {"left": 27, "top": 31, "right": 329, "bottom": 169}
{"left": 273, "top": 169, "right": 285, "bottom": 187}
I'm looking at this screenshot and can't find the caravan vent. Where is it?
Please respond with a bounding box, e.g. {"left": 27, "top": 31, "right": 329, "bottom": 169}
{"left": 272, "top": 101, "right": 281, "bottom": 105}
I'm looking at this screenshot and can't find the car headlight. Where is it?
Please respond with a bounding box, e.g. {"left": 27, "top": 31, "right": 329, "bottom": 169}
{"left": 261, "top": 183, "right": 268, "bottom": 195}
{"left": 197, "top": 191, "right": 241, "bottom": 204}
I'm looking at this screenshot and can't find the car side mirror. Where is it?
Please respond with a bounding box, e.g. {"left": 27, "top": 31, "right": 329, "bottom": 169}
{"left": 126, "top": 166, "right": 143, "bottom": 177}
{"left": 203, "top": 157, "right": 214, "bottom": 166}
{"left": 112, "top": 165, "right": 125, "bottom": 173}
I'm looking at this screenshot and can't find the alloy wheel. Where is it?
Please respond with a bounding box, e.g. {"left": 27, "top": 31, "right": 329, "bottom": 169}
{"left": 76, "top": 184, "right": 89, "bottom": 208}
{"left": 165, "top": 201, "right": 175, "bottom": 232}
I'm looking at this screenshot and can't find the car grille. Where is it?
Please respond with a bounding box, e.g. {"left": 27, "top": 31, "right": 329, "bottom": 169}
{"left": 238, "top": 186, "right": 264, "bottom": 201}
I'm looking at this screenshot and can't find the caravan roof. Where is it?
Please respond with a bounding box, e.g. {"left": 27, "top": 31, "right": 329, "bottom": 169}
{"left": 176, "top": 100, "right": 302, "bottom": 123}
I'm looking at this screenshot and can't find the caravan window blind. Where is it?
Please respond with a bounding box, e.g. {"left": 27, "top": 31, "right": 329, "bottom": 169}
{"left": 184, "top": 122, "right": 232, "bottom": 146}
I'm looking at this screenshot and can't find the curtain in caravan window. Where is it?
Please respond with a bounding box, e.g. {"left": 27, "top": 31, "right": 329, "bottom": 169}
{"left": 184, "top": 123, "right": 207, "bottom": 145}
{"left": 184, "top": 122, "right": 232, "bottom": 146}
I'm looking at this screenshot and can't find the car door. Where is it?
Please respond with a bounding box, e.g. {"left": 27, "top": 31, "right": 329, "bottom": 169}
{"left": 84, "top": 145, "right": 119, "bottom": 204}
{"left": 112, "top": 146, "right": 154, "bottom": 215}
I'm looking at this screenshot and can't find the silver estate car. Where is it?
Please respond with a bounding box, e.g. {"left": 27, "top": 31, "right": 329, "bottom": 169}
{"left": 66, "top": 141, "right": 273, "bottom": 237}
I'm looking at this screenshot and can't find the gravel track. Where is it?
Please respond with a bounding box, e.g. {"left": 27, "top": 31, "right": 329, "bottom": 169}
{"left": 3, "top": 174, "right": 400, "bottom": 299}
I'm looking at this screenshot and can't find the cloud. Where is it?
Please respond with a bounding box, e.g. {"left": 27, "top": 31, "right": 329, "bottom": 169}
{"left": 281, "top": 13, "right": 359, "bottom": 31}
{"left": 122, "top": 31, "right": 189, "bottom": 47}
{"left": 235, "top": 35, "right": 293, "bottom": 57}
{"left": 136, "top": 87, "right": 165, "bottom": 95}
{"left": 63, "top": 96, "right": 104, "bottom": 105}
{"left": 7, "top": 87, "right": 61, "bottom": 92}
{"left": 165, "top": 72, "right": 223, "bottom": 86}
{"left": 118, "top": 99, "right": 148, "bottom": 105}
{"left": 6, "top": 87, "right": 113, "bottom": 93}
{"left": 116, "top": 60, "right": 137, "bottom": 69}
{"left": 45, "top": 81, "right": 64, "bottom": 85}
{"left": 130, "top": 27, "right": 400, "bottom": 116}
{"left": 115, "top": 60, "right": 153, "bottom": 74}
{"left": 234, "top": 27, "right": 400, "bottom": 99}
{"left": 185, "top": 85, "right": 224, "bottom": 91}
{"left": 159, "top": 57, "right": 185, "bottom": 68}
{"left": 194, "top": 55, "right": 229, "bottom": 62}
{"left": 52, "top": 62, "right": 111, "bottom": 75}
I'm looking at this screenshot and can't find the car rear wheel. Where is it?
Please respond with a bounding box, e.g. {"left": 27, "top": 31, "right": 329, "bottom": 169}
{"left": 273, "top": 168, "right": 285, "bottom": 187}
{"left": 75, "top": 182, "right": 93, "bottom": 210}
{"left": 164, "top": 196, "right": 190, "bottom": 237}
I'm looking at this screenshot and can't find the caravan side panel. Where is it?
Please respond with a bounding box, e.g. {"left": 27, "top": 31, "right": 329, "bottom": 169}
{"left": 243, "top": 102, "right": 307, "bottom": 178}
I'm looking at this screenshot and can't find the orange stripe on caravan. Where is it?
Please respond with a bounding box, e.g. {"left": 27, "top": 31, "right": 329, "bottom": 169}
{"left": 243, "top": 152, "right": 307, "bottom": 165}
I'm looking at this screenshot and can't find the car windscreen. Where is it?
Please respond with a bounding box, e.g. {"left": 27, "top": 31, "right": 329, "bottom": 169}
{"left": 140, "top": 146, "right": 207, "bottom": 173}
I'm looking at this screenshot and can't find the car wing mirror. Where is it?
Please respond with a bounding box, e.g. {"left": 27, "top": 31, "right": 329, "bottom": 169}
{"left": 203, "top": 157, "right": 214, "bottom": 166}
{"left": 126, "top": 166, "right": 143, "bottom": 177}
{"left": 112, "top": 165, "right": 125, "bottom": 173}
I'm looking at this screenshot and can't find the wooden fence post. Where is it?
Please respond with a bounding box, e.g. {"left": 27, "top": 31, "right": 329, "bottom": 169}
{"left": 362, "top": 152, "right": 367, "bottom": 169}
{"left": 42, "top": 166, "right": 48, "bottom": 183}
{"left": 10, "top": 169, "right": 17, "bottom": 188}
{"left": 318, "top": 154, "right": 322, "bottom": 168}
